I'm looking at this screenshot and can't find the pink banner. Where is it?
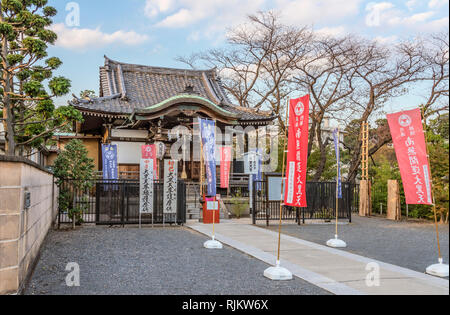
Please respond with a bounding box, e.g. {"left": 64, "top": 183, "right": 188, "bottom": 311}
{"left": 284, "top": 95, "right": 310, "bottom": 208}
{"left": 387, "top": 109, "right": 432, "bottom": 205}
{"left": 220, "top": 147, "right": 232, "bottom": 189}
{"left": 142, "top": 144, "right": 158, "bottom": 180}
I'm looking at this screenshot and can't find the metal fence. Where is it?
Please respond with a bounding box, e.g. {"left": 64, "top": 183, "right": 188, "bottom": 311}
{"left": 58, "top": 179, "right": 186, "bottom": 227}
{"left": 252, "top": 181, "right": 356, "bottom": 226}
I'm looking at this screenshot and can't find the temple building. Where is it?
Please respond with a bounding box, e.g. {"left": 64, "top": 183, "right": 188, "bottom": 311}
{"left": 67, "top": 56, "right": 276, "bottom": 180}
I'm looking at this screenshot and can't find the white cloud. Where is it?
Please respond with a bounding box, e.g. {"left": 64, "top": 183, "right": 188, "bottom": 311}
{"left": 365, "top": 2, "right": 395, "bottom": 27}
{"left": 428, "top": 0, "right": 449, "bottom": 9}
{"left": 153, "top": 0, "right": 264, "bottom": 29}
{"left": 373, "top": 35, "right": 398, "bottom": 45}
{"left": 406, "top": 0, "right": 418, "bottom": 10}
{"left": 315, "top": 26, "right": 347, "bottom": 38}
{"left": 50, "top": 24, "right": 150, "bottom": 50}
{"left": 389, "top": 11, "right": 435, "bottom": 26}
{"left": 145, "top": 0, "right": 175, "bottom": 18}
{"left": 277, "top": 0, "right": 362, "bottom": 26}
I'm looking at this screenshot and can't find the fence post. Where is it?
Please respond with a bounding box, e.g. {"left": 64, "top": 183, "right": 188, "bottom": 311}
{"left": 387, "top": 180, "right": 401, "bottom": 221}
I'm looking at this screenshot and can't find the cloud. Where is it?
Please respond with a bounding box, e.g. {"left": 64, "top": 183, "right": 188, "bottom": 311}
{"left": 365, "top": 2, "right": 395, "bottom": 27}
{"left": 145, "top": 0, "right": 175, "bottom": 18}
{"left": 50, "top": 24, "right": 150, "bottom": 50}
{"left": 428, "top": 0, "right": 449, "bottom": 9}
{"left": 388, "top": 11, "right": 435, "bottom": 26}
{"left": 373, "top": 35, "right": 398, "bottom": 45}
{"left": 277, "top": 0, "right": 362, "bottom": 26}
{"left": 153, "top": 0, "right": 264, "bottom": 29}
{"left": 315, "top": 26, "right": 347, "bottom": 38}
{"left": 364, "top": 1, "right": 448, "bottom": 32}
{"left": 406, "top": 0, "right": 418, "bottom": 10}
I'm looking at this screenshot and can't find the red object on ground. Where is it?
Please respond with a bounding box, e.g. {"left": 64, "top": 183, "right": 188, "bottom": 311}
{"left": 387, "top": 108, "right": 433, "bottom": 205}
{"left": 203, "top": 196, "right": 220, "bottom": 224}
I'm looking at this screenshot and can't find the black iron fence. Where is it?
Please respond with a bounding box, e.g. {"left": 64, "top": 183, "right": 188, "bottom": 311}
{"left": 252, "top": 181, "right": 357, "bottom": 226}
{"left": 58, "top": 179, "right": 186, "bottom": 227}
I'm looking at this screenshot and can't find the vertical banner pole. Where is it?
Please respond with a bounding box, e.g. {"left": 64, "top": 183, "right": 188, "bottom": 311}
{"left": 327, "top": 128, "right": 347, "bottom": 248}
{"left": 421, "top": 109, "right": 442, "bottom": 261}
{"left": 212, "top": 120, "right": 217, "bottom": 240}
{"left": 336, "top": 128, "right": 340, "bottom": 238}
{"left": 264, "top": 98, "right": 293, "bottom": 280}
{"left": 420, "top": 108, "right": 448, "bottom": 277}
{"left": 277, "top": 98, "right": 290, "bottom": 264}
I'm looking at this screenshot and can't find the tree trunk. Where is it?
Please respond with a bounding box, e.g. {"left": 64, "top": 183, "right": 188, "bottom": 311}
{"left": 1, "top": 9, "right": 16, "bottom": 156}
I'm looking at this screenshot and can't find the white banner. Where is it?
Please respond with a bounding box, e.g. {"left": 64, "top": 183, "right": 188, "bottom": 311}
{"left": 163, "top": 160, "right": 178, "bottom": 214}
{"left": 244, "top": 152, "right": 258, "bottom": 175}
{"left": 140, "top": 159, "right": 154, "bottom": 214}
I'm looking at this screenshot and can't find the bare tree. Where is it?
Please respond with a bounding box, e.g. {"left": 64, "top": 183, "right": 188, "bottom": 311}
{"left": 350, "top": 33, "right": 449, "bottom": 183}
{"left": 177, "top": 11, "right": 313, "bottom": 132}
{"left": 292, "top": 35, "right": 357, "bottom": 180}
{"left": 345, "top": 37, "right": 427, "bottom": 183}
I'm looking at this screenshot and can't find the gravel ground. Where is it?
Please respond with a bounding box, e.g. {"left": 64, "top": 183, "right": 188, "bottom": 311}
{"left": 25, "top": 226, "right": 330, "bottom": 295}
{"left": 263, "top": 215, "right": 449, "bottom": 276}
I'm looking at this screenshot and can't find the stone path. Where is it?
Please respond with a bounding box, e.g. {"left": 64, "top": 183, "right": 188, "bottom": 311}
{"left": 188, "top": 220, "right": 449, "bottom": 295}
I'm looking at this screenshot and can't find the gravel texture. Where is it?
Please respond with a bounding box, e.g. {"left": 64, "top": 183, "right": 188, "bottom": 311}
{"left": 263, "top": 215, "right": 449, "bottom": 276}
{"left": 25, "top": 226, "right": 330, "bottom": 295}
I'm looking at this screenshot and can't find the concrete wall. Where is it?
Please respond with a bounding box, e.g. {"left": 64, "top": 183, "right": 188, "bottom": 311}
{"left": 0, "top": 156, "right": 58, "bottom": 295}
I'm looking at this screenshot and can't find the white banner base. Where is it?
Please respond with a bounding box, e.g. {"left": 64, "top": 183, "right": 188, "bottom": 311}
{"left": 264, "top": 261, "right": 293, "bottom": 281}
{"left": 426, "top": 259, "right": 449, "bottom": 278}
{"left": 204, "top": 238, "right": 223, "bottom": 249}
{"left": 327, "top": 235, "right": 347, "bottom": 248}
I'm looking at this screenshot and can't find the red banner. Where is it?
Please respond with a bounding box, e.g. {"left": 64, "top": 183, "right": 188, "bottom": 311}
{"left": 142, "top": 144, "right": 158, "bottom": 180}
{"left": 284, "top": 95, "right": 310, "bottom": 208}
{"left": 220, "top": 147, "right": 232, "bottom": 189}
{"left": 387, "top": 109, "right": 432, "bottom": 205}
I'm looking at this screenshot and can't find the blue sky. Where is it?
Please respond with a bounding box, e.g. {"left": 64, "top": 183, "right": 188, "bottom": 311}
{"left": 47, "top": 0, "right": 449, "bottom": 113}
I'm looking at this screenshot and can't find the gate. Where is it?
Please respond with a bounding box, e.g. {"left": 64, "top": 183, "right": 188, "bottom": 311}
{"left": 252, "top": 181, "right": 356, "bottom": 226}
{"left": 58, "top": 179, "right": 186, "bottom": 227}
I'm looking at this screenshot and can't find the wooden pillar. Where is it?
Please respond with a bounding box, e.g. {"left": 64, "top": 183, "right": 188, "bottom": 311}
{"left": 387, "top": 180, "right": 401, "bottom": 221}
{"left": 359, "top": 180, "right": 371, "bottom": 217}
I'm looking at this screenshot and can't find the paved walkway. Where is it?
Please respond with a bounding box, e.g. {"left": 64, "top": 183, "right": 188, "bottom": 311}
{"left": 188, "top": 220, "right": 449, "bottom": 295}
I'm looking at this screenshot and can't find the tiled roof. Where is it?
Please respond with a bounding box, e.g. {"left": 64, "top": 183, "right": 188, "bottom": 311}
{"left": 70, "top": 56, "right": 275, "bottom": 122}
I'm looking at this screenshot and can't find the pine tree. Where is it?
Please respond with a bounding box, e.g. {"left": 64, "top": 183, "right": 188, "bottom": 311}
{"left": 1, "top": 0, "right": 82, "bottom": 156}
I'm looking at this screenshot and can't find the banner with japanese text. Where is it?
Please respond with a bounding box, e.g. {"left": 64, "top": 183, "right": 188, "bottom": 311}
{"left": 284, "top": 95, "right": 310, "bottom": 208}
{"left": 199, "top": 118, "right": 217, "bottom": 197}
{"left": 102, "top": 144, "right": 118, "bottom": 180}
{"left": 220, "top": 146, "right": 232, "bottom": 189}
{"left": 140, "top": 159, "right": 154, "bottom": 214}
{"left": 142, "top": 144, "right": 158, "bottom": 179}
{"left": 163, "top": 160, "right": 178, "bottom": 214}
{"left": 333, "top": 129, "right": 343, "bottom": 199}
{"left": 387, "top": 109, "right": 432, "bottom": 205}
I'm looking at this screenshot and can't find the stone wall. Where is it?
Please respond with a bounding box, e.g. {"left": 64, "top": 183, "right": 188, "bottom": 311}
{"left": 0, "top": 156, "right": 58, "bottom": 295}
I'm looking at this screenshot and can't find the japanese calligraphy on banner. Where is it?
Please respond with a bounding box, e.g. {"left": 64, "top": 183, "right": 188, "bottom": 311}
{"left": 199, "top": 118, "right": 217, "bottom": 197}
{"left": 387, "top": 109, "right": 432, "bottom": 205}
{"left": 220, "top": 146, "right": 232, "bottom": 189}
{"left": 102, "top": 144, "right": 118, "bottom": 180}
{"left": 247, "top": 149, "right": 262, "bottom": 192}
{"left": 333, "top": 129, "right": 343, "bottom": 199}
{"left": 142, "top": 144, "right": 158, "bottom": 180}
{"left": 284, "top": 95, "right": 310, "bottom": 208}
{"left": 140, "top": 159, "right": 154, "bottom": 214}
{"left": 163, "top": 160, "right": 178, "bottom": 214}
{"left": 244, "top": 151, "right": 258, "bottom": 175}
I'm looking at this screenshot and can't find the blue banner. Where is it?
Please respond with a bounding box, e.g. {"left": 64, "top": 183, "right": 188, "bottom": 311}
{"left": 199, "top": 119, "right": 217, "bottom": 197}
{"left": 102, "top": 144, "right": 118, "bottom": 180}
{"left": 333, "top": 129, "right": 342, "bottom": 199}
{"left": 249, "top": 149, "right": 262, "bottom": 192}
